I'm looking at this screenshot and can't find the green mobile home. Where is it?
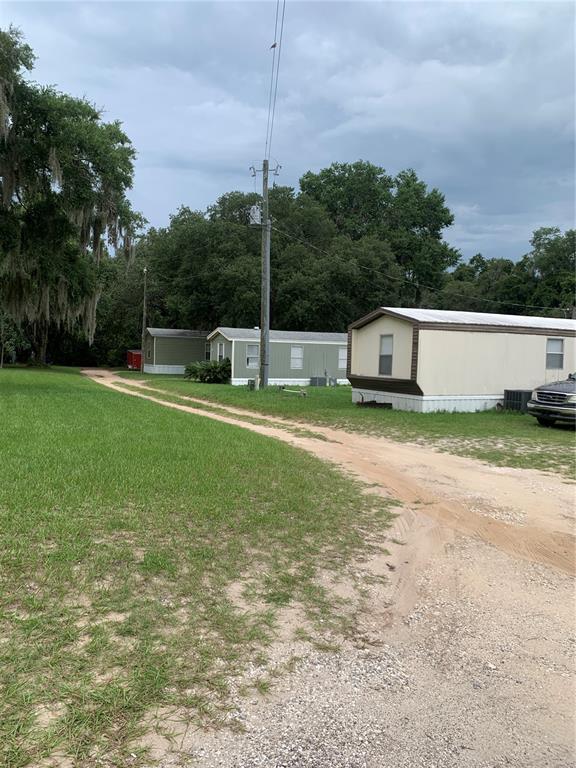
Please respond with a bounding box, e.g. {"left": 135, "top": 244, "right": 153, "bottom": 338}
{"left": 207, "top": 327, "right": 349, "bottom": 385}
{"left": 143, "top": 328, "right": 208, "bottom": 374}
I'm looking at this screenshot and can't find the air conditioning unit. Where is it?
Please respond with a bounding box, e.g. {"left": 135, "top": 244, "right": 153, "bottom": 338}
{"left": 309, "top": 377, "right": 327, "bottom": 387}
{"left": 503, "top": 390, "right": 532, "bottom": 412}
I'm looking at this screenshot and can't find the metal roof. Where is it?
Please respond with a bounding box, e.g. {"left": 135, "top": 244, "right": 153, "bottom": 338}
{"left": 146, "top": 328, "right": 208, "bottom": 338}
{"left": 209, "top": 327, "right": 347, "bottom": 343}
{"left": 351, "top": 308, "right": 576, "bottom": 332}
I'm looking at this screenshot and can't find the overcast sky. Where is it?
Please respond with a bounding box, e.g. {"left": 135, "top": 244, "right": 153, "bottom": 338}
{"left": 2, "top": 1, "right": 574, "bottom": 260}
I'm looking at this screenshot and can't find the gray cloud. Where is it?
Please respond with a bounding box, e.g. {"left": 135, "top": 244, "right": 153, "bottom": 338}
{"left": 2, "top": 1, "right": 574, "bottom": 260}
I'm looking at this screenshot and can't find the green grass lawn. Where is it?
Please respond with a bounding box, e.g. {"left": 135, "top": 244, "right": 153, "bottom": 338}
{"left": 117, "top": 374, "right": 576, "bottom": 476}
{"left": 0, "top": 368, "right": 391, "bottom": 767}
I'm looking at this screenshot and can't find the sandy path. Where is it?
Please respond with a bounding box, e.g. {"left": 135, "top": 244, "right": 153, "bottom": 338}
{"left": 82, "top": 370, "right": 576, "bottom": 767}
{"left": 83, "top": 370, "right": 575, "bottom": 576}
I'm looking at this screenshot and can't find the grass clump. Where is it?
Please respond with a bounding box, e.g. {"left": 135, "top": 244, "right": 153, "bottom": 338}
{"left": 0, "top": 368, "right": 391, "bottom": 766}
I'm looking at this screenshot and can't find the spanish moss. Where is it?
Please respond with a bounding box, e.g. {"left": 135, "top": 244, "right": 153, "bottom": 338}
{"left": 0, "top": 27, "right": 140, "bottom": 361}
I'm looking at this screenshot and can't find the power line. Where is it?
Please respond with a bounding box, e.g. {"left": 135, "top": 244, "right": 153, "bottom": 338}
{"left": 258, "top": 1, "right": 287, "bottom": 386}
{"left": 270, "top": 223, "right": 564, "bottom": 314}
{"left": 264, "top": 0, "right": 281, "bottom": 160}
{"left": 267, "top": 0, "right": 286, "bottom": 161}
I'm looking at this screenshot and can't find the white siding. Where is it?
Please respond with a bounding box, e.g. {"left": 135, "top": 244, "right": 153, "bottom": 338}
{"left": 232, "top": 377, "right": 349, "bottom": 387}
{"left": 417, "top": 330, "right": 576, "bottom": 396}
{"left": 350, "top": 316, "right": 413, "bottom": 379}
{"left": 351, "top": 388, "right": 501, "bottom": 413}
{"left": 143, "top": 364, "right": 186, "bottom": 375}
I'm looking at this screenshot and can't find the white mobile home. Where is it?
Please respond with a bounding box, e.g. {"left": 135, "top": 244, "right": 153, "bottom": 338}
{"left": 208, "top": 327, "right": 349, "bottom": 386}
{"left": 348, "top": 308, "right": 576, "bottom": 412}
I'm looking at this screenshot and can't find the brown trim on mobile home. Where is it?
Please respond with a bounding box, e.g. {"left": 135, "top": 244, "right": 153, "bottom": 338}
{"left": 411, "top": 327, "right": 419, "bottom": 380}
{"left": 348, "top": 308, "right": 576, "bottom": 337}
{"left": 348, "top": 308, "right": 412, "bottom": 330}
{"left": 347, "top": 375, "right": 424, "bottom": 396}
{"left": 346, "top": 329, "right": 352, "bottom": 377}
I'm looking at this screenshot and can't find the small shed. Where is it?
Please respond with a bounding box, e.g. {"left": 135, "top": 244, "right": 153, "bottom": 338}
{"left": 143, "top": 328, "right": 208, "bottom": 374}
{"left": 126, "top": 349, "right": 142, "bottom": 370}
{"left": 207, "top": 327, "right": 349, "bottom": 385}
{"left": 348, "top": 308, "right": 576, "bottom": 412}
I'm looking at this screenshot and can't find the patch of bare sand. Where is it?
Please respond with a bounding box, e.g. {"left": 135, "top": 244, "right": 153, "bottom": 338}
{"left": 34, "top": 703, "right": 66, "bottom": 729}
{"left": 171, "top": 535, "right": 575, "bottom": 768}
{"left": 33, "top": 753, "right": 73, "bottom": 768}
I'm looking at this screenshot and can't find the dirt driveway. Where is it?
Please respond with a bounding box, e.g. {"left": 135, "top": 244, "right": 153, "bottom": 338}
{"left": 84, "top": 371, "right": 576, "bottom": 767}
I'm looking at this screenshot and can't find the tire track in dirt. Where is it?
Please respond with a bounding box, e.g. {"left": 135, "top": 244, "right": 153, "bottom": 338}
{"left": 82, "top": 370, "right": 575, "bottom": 576}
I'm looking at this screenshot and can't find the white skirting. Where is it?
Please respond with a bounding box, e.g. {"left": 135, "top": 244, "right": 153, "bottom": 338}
{"left": 232, "top": 377, "right": 350, "bottom": 387}
{"left": 351, "top": 388, "right": 503, "bottom": 413}
{"left": 143, "top": 364, "right": 186, "bottom": 375}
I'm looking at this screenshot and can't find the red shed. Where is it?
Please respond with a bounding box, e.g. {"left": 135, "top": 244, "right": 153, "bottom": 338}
{"left": 127, "top": 349, "right": 142, "bottom": 370}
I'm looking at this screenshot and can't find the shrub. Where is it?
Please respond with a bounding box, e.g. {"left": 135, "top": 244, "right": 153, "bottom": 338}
{"left": 184, "top": 358, "right": 231, "bottom": 384}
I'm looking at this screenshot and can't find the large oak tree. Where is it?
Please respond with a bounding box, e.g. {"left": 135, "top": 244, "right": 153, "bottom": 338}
{"left": 0, "top": 26, "right": 141, "bottom": 361}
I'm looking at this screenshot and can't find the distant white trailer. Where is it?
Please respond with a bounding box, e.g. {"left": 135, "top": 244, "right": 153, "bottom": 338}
{"left": 347, "top": 307, "right": 576, "bottom": 412}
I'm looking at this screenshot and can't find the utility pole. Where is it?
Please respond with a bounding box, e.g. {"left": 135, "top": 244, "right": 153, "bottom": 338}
{"left": 140, "top": 265, "right": 147, "bottom": 373}
{"left": 260, "top": 159, "right": 271, "bottom": 388}
{"left": 250, "top": 161, "right": 279, "bottom": 388}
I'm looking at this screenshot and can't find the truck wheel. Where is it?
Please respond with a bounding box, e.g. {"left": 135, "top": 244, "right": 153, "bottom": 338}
{"left": 536, "top": 416, "right": 555, "bottom": 427}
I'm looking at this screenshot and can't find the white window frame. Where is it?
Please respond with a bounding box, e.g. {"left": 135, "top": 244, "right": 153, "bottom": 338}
{"left": 246, "top": 343, "right": 259, "bottom": 369}
{"left": 217, "top": 342, "right": 225, "bottom": 362}
{"left": 205, "top": 342, "right": 211, "bottom": 361}
{"left": 546, "top": 338, "right": 564, "bottom": 370}
{"left": 338, "top": 346, "right": 347, "bottom": 370}
{"left": 379, "top": 334, "right": 393, "bottom": 376}
{"left": 290, "top": 345, "right": 304, "bottom": 370}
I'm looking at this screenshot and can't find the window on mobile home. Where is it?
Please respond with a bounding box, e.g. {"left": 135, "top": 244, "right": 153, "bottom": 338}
{"left": 290, "top": 345, "right": 304, "bottom": 370}
{"left": 246, "top": 344, "right": 259, "bottom": 368}
{"left": 379, "top": 335, "right": 393, "bottom": 376}
{"left": 546, "top": 338, "right": 564, "bottom": 369}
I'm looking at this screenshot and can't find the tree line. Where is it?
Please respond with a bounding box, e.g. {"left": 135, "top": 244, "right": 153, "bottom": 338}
{"left": 1, "top": 28, "right": 574, "bottom": 367}
{"left": 65, "top": 189, "right": 572, "bottom": 368}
